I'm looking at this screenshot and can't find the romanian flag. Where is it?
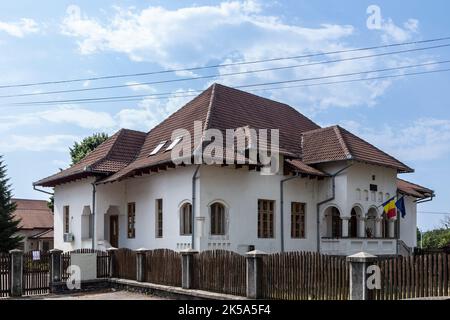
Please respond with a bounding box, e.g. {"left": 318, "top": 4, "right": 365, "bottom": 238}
{"left": 382, "top": 196, "right": 397, "bottom": 219}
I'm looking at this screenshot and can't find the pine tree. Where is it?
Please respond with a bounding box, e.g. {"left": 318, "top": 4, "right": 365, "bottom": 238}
{"left": 0, "top": 155, "right": 23, "bottom": 252}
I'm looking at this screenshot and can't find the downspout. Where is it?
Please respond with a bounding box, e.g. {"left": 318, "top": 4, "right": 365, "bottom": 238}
{"left": 316, "top": 164, "right": 353, "bottom": 253}
{"left": 91, "top": 182, "right": 96, "bottom": 250}
{"left": 280, "top": 173, "right": 301, "bottom": 253}
{"left": 191, "top": 165, "right": 201, "bottom": 250}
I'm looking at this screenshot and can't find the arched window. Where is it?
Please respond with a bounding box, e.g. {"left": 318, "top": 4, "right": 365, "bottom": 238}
{"left": 210, "top": 202, "right": 226, "bottom": 235}
{"left": 331, "top": 207, "right": 342, "bottom": 238}
{"left": 364, "top": 190, "right": 369, "bottom": 201}
{"left": 349, "top": 209, "right": 358, "bottom": 238}
{"left": 180, "top": 203, "right": 192, "bottom": 235}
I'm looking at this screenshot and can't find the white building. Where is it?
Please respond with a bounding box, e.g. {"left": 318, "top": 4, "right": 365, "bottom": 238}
{"left": 34, "top": 84, "right": 434, "bottom": 256}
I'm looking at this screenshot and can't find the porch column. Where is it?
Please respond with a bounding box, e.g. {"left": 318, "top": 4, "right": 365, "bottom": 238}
{"left": 358, "top": 217, "right": 366, "bottom": 238}
{"left": 375, "top": 217, "right": 382, "bottom": 238}
{"left": 341, "top": 217, "right": 350, "bottom": 238}
{"left": 388, "top": 219, "right": 395, "bottom": 238}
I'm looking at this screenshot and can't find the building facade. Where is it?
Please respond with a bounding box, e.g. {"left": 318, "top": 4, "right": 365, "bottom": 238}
{"left": 34, "top": 84, "right": 434, "bottom": 256}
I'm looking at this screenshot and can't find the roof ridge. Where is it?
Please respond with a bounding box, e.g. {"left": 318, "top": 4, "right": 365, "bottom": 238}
{"left": 302, "top": 126, "right": 334, "bottom": 135}
{"left": 203, "top": 83, "right": 217, "bottom": 131}
{"left": 334, "top": 125, "right": 352, "bottom": 159}
{"left": 339, "top": 126, "right": 413, "bottom": 172}
{"left": 89, "top": 129, "right": 125, "bottom": 171}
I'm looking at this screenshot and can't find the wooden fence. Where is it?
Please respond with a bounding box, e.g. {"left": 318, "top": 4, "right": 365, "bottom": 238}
{"left": 192, "top": 250, "right": 246, "bottom": 296}
{"left": 0, "top": 253, "right": 10, "bottom": 298}
{"left": 261, "top": 251, "right": 349, "bottom": 300}
{"left": 375, "top": 253, "right": 450, "bottom": 300}
{"left": 113, "top": 248, "right": 137, "bottom": 280}
{"left": 23, "top": 251, "right": 50, "bottom": 296}
{"left": 61, "top": 249, "right": 109, "bottom": 281}
{"left": 145, "top": 249, "right": 182, "bottom": 287}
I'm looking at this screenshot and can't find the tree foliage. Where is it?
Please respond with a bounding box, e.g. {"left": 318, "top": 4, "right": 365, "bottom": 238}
{"left": 0, "top": 155, "right": 23, "bottom": 252}
{"left": 69, "top": 132, "right": 109, "bottom": 165}
{"left": 421, "top": 217, "right": 450, "bottom": 249}
{"left": 47, "top": 133, "right": 109, "bottom": 211}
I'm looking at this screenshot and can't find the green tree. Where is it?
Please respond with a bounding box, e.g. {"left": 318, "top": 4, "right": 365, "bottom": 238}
{"left": 69, "top": 132, "right": 109, "bottom": 165}
{"left": 47, "top": 133, "right": 109, "bottom": 211}
{"left": 0, "top": 155, "right": 23, "bottom": 252}
{"left": 421, "top": 217, "right": 450, "bottom": 249}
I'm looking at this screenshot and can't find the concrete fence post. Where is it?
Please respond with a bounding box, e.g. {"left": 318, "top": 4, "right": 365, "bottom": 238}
{"left": 136, "top": 248, "right": 148, "bottom": 282}
{"left": 106, "top": 247, "right": 118, "bottom": 278}
{"left": 49, "top": 249, "right": 63, "bottom": 284}
{"left": 245, "top": 250, "right": 267, "bottom": 299}
{"left": 9, "top": 249, "right": 23, "bottom": 297}
{"left": 181, "top": 248, "right": 198, "bottom": 289}
{"left": 346, "top": 251, "right": 378, "bottom": 300}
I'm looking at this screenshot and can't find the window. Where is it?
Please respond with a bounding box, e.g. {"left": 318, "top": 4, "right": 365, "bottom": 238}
{"left": 385, "top": 193, "right": 391, "bottom": 201}
{"left": 165, "top": 137, "right": 182, "bottom": 151}
{"left": 331, "top": 207, "right": 342, "bottom": 238}
{"left": 156, "top": 199, "right": 163, "bottom": 238}
{"left": 364, "top": 190, "right": 369, "bottom": 201}
{"left": 180, "top": 203, "right": 192, "bottom": 235}
{"left": 356, "top": 188, "right": 361, "bottom": 200}
{"left": 63, "top": 206, "right": 70, "bottom": 233}
{"left": 370, "top": 191, "right": 376, "bottom": 202}
{"left": 378, "top": 192, "right": 383, "bottom": 202}
{"left": 127, "top": 202, "right": 136, "bottom": 239}
{"left": 149, "top": 141, "right": 166, "bottom": 156}
{"left": 43, "top": 241, "right": 50, "bottom": 252}
{"left": 258, "top": 199, "right": 274, "bottom": 238}
{"left": 291, "top": 202, "right": 305, "bottom": 238}
{"left": 210, "top": 202, "right": 225, "bottom": 235}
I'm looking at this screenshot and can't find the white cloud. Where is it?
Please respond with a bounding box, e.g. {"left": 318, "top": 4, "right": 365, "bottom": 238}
{"left": 0, "top": 18, "right": 39, "bottom": 37}
{"left": 116, "top": 90, "right": 196, "bottom": 131}
{"left": 0, "top": 105, "right": 116, "bottom": 131}
{"left": 380, "top": 18, "right": 419, "bottom": 43}
{"left": 59, "top": 2, "right": 426, "bottom": 114}
{"left": 0, "top": 134, "right": 78, "bottom": 152}
{"left": 339, "top": 118, "right": 450, "bottom": 162}
{"left": 39, "top": 106, "right": 116, "bottom": 129}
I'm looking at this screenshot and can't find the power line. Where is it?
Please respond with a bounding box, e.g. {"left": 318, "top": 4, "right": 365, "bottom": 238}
{"left": 2, "top": 43, "right": 449, "bottom": 99}
{"left": 418, "top": 211, "right": 450, "bottom": 215}
{"left": 8, "top": 66, "right": 450, "bottom": 107}
{"left": 1, "top": 36, "right": 450, "bottom": 90}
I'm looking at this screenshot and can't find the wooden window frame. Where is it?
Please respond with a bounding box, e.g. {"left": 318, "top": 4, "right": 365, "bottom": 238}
{"left": 210, "top": 202, "right": 226, "bottom": 236}
{"left": 180, "top": 203, "right": 192, "bottom": 235}
{"left": 155, "top": 199, "right": 163, "bottom": 238}
{"left": 291, "top": 202, "right": 306, "bottom": 239}
{"left": 258, "top": 199, "right": 275, "bottom": 238}
{"left": 127, "top": 202, "right": 136, "bottom": 239}
{"left": 63, "top": 206, "right": 70, "bottom": 233}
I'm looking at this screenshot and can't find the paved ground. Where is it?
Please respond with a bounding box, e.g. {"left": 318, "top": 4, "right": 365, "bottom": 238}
{"left": 37, "top": 290, "right": 172, "bottom": 300}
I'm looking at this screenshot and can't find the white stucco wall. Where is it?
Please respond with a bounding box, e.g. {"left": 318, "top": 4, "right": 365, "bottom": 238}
{"left": 51, "top": 162, "right": 420, "bottom": 254}
{"left": 399, "top": 196, "right": 417, "bottom": 248}
{"left": 54, "top": 177, "right": 96, "bottom": 251}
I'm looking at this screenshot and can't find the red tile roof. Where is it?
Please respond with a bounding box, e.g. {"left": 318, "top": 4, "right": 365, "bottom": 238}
{"left": 301, "top": 125, "right": 413, "bottom": 173}
{"left": 397, "top": 178, "right": 434, "bottom": 199}
{"left": 35, "top": 83, "right": 416, "bottom": 186}
{"left": 34, "top": 128, "right": 146, "bottom": 187}
{"left": 12, "top": 199, "right": 53, "bottom": 230}
{"left": 285, "top": 159, "right": 328, "bottom": 177}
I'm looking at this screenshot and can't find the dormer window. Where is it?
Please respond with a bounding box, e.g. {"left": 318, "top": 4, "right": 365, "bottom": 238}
{"left": 149, "top": 141, "right": 166, "bottom": 156}
{"left": 165, "top": 137, "right": 182, "bottom": 151}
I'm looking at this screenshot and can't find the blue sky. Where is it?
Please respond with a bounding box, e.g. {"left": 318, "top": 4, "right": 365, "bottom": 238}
{"left": 0, "top": 0, "right": 449, "bottom": 231}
